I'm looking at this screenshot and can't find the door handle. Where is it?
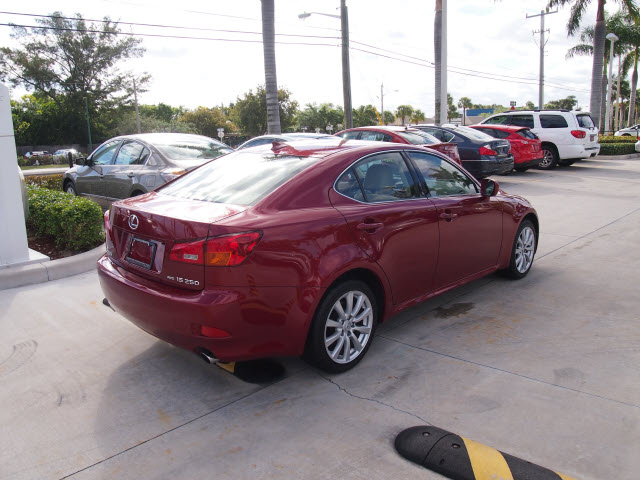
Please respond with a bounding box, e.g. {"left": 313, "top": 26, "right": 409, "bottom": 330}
{"left": 356, "top": 222, "right": 383, "bottom": 232}
{"left": 439, "top": 212, "right": 457, "bottom": 221}
{"left": 127, "top": 172, "right": 136, "bottom": 178}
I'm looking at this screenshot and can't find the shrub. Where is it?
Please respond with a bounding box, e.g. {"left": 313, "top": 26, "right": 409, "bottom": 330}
{"left": 25, "top": 174, "right": 63, "bottom": 191}
{"left": 27, "top": 185, "right": 104, "bottom": 251}
{"left": 599, "top": 135, "right": 638, "bottom": 143}
{"left": 598, "top": 143, "right": 637, "bottom": 156}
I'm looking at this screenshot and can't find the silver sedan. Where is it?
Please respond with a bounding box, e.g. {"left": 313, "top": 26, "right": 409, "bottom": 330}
{"left": 63, "top": 133, "right": 232, "bottom": 208}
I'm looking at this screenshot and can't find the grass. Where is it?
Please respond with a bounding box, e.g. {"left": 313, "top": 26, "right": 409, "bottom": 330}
{"left": 20, "top": 164, "right": 67, "bottom": 170}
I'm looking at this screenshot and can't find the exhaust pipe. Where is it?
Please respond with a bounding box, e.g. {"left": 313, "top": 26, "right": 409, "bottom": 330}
{"left": 197, "top": 348, "right": 219, "bottom": 364}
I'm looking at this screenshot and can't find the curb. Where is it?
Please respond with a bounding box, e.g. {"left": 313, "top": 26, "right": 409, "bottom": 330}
{"left": 593, "top": 152, "right": 640, "bottom": 160}
{"left": 0, "top": 243, "right": 105, "bottom": 291}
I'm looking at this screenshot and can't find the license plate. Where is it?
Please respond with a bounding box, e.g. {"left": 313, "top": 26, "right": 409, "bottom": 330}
{"left": 126, "top": 237, "right": 157, "bottom": 269}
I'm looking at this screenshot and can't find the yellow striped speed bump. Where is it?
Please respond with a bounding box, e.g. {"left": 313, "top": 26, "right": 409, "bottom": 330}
{"left": 395, "top": 426, "right": 577, "bottom": 480}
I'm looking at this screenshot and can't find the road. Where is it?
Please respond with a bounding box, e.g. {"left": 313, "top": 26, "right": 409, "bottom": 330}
{"left": 1, "top": 157, "right": 639, "bottom": 480}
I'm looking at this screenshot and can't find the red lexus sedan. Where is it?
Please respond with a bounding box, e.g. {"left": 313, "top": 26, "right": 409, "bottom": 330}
{"left": 98, "top": 138, "right": 538, "bottom": 373}
{"left": 470, "top": 125, "right": 543, "bottom": 172}
{"left": 335, "top": 125, "right": 462, "bottom": 166}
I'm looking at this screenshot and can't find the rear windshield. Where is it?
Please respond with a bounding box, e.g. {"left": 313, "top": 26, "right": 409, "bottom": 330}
{"left": 158, "top": 152, "right": 317, "bottom": 206}
{"left": 456, "top": 126, "right": 494, "bottom": 141}
{"left": 152, "top": 136, "right": 233, "bottom": 160}
{"left": 397, "top": 131, "right": 439, "bottom": 145}
{"left": 576, "top": 115, "right": 595, "bottom": 128}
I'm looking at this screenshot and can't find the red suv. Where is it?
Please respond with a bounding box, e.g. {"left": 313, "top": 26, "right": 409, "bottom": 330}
{"left": 335, "top": 125, "right": 462, "bottom": 165}
{"left": 470, "top": 125, "right": 543, "bottom": 172}
{"left": 99, "top": 138, "right": 538, "bottom": 372}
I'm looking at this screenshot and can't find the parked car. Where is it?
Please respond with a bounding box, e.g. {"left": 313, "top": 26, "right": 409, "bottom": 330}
{"left": 480, "top": 109, "right": 599, "bottom": 169}
{"left": 23, "top": 151, "right": 51, "bottom": 159}
{"left": 98, "top": 138, "right": 539, "bottom": 372}
{"left": 412, "top": 124, "right": 514, "bottom": 178}
{"left": 636, "top": 139, "right": 640, "bottom": 152}
{"left": 63, "top": 133, "right": 233, "bottom": 208}
{"left": 235, "top": 132, "right": 333, "bottom": 150}
{"left": 334, "top": 125, "right": 462, "bottom": 165}
{"left": 614, "top": 124, "right": 640, "bottom": 137}
{"left": 470, "top": 125, "right": 543, "bottom": 172}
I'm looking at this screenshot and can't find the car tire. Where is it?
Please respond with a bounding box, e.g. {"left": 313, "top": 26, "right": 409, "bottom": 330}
{"left": 504, "top": 220, "right": 536, "bottom": 279}
{"left": 64, "top": 181, "right": 78, "bottom": 196}
{"left": 538, "top": 144, "right": 558, "bottom": 170}
{"left": 304, "top": 280, "right": 378, "bottom": 373}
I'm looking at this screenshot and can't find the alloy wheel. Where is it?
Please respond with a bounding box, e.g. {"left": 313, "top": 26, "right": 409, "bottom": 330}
{"left": 324, "top": 290, "right": 373, "bottom": 364}
{"left": 515, "top": 226, "right": 535, "bottom": 273}
{"left": 539, "top": 149, "right": 554, "bottom": 168}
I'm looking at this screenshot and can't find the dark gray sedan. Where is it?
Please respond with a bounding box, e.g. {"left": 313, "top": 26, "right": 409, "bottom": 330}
{"left": 63, "top": 133, "right": 232, "bottom": 207}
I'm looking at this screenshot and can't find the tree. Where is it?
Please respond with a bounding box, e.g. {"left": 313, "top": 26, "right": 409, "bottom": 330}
{"left": 548, "top": 0, "right": 640, "bottom": 129}
{"left": 545, "top": 95, "right": 579, "bottom": 110}
{"left": 412, "top": 109, "right": 426, "bottom": 124}
{"left": 261, "top": 0, "right": 281, "bottom": 134}
{"left": 352, "top": 104, "right": 378, "bottom": 127}
{"left": 179, "top": 107, "right": 237, "bottom": 138}
{"left": 231, "top": 86, "right": 298, "bottom": 136}
{"left": 298, "top": 103, "right": 344, "bottom": 132}
{"left": 383, "top": 110, "right": 396, "bottom": 125}
{"left": 447, "top": 94, "right": 458, "bottom": 121}
{"left": 112, "top": 110, "right": 196, "bottom": 136}
{"left": 0, "top": 12, "right": 148, "bottom": 143}
{"left": 458, "top": 97, "right": 473, "bottom": 125}
{"left": 434, "top": 0, "right": 444, "bottom": 124}
{"left": 395, "top": 105, "right": 414, "bottom": 125}
{"left": 525, "top": 100, "right": 536, "bottom": 109}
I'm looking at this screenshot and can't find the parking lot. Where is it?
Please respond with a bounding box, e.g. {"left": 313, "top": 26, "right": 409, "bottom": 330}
{"left": 2, "top": 157, "right": 639, "bottom": 480}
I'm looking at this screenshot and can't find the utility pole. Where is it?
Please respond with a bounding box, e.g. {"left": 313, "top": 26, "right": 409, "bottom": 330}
{"left": 133, "top": 78, "right": 141, "bottom": 134}
{"left": 381, "top": 83, "right": 384, "bottom": 125}
{"left": 341, "top": 0, "right": 353, "bottom": 129}
{"left": 84, "top": 97, "right": 93, "bottom": 153}
{"left": 440, "top": 0, "right": 447, "bottom": 126}
{"left": 527, "top": 8, "right": 557, "bottom": 109}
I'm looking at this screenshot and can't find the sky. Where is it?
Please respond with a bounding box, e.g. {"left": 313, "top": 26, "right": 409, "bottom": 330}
{"left": 0, "top": 0, "right": 622, "bottom": 118}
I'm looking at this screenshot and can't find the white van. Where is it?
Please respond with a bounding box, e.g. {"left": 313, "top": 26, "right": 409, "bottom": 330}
{"left": 480, "top": 110, "right": 600, "bottom": 169}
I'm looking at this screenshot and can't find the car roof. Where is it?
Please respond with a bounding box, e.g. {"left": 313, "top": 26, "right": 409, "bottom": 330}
{"left": 471, "top": 125, "right": 527, "bottom": 132}
{"left": 109, "top": 133, "right": 229, "bottom": 145}
{"left": 338, "top": 125, "right": 424, "bottom": 133}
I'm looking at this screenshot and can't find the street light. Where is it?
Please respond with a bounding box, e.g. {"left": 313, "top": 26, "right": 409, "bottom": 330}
{"left": 604, "top": 32, "right": 618, "bottom": 135}
{"left": 299, "top": 1, "right": 352, "bottom": 129}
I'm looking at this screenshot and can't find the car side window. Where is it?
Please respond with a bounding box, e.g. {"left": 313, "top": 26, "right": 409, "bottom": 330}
{"left": 338, "top": 131, "right": 361, "bottom": 140}
{"left": 407, "top": 151, "right": 478, "bottom": 197}
{"left": 540, "top": 115, "right": 569, "bottom": 128}
{"left": 335, "top": 169, "right": 364, "bottom": 201}
{"left": 114, "top": 142, "right": 149, "bottom": 165}
{"left": 350, "top": 152, "right": 417, "bottom": 203}
{"left": 510, "top": 115, "right": 534, "bottom": 128}
{"left": 359, "top": 131, "right": 393, "bottom": 142}
{"left": 91, "top": 140, "right": 120, "bottom": 165}
{"left": 483, "top": 115, "right": 510, "bottom": 125}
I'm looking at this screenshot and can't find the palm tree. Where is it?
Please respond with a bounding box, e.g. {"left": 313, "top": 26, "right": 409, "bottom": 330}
{"left": 458, "top": 97, "right": 472, "bottom": 125}
{"left": 412, "top": 109, "right": 426, "bottom": 124}
{"left": 547, "top": 0, "right": 639, "bottom": 129}
{"left": 261, "top": 0, "right": 281, "bottom": 134}
{"left": 395, "top": 105, "right": 414, "bottom": 125}
{"left": 434, "top": 0, "right": 443, "bottom": 124}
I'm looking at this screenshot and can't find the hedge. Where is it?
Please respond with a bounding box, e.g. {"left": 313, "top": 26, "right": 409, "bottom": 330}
{"left": 598, "top": 143, "right": 637, "bottom": 156}
{"left": 25, "top": 174, "right": 63, "bottom": 191}
{"left": 599, "top": 135, "right": 638, "bottom": 143}
{"left": 27, "top": 185, "right": 104, "bottom": 251}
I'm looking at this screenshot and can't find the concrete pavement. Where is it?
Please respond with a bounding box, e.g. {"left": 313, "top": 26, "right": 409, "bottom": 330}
{"left": 1, "top": 157, "right": 640, "bottom": 479}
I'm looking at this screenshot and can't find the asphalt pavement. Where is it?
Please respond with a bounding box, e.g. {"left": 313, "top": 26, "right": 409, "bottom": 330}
{"left": 2, "top": 157, "right": 640, "bottom": 480}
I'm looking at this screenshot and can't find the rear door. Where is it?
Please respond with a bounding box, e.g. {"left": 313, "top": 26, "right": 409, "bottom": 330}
{"left": 330, "top": 151, "right": 439, "bottom": 304}
{"left": 406, "top": 151, "right": 503, "bottom": 288}
{"left": 76, "top": 140, "right": 120, "bottom": 196}
{"left": 101, "top": 140, "right": 150, "bottom": 199}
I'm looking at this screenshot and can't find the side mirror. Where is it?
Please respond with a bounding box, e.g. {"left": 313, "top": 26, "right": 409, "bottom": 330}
{"left": 480, "top": 178, "right": 499, "bottom": 197}
{"left": 67, "top": 152, "right": 73, "bottom": 169}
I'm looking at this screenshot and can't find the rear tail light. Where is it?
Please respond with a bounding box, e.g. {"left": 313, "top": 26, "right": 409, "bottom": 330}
{"left": 571, "top": 130, "right": 586, "bottom": 138}
{"left": 104, "top": 209, "right": 115, "bottom": 254}
{"left": 479, "top": 145, "right": 497, "bottom": 156}
{"left": 170, "top": 231, "right": 262, "bottom": 267}
{"left": 160, "top": 168, "right": 187, "bottom": 182}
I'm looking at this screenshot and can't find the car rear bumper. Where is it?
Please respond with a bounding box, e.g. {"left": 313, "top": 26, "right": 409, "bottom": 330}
{"left": 557, "top": 143, "right": 600, "bottom": 159}
{"left": 97, "top": 254, "right": 320, "bottom": 362}
{"left": 462, "top": 155, "right": 515, "bottom": 178}
{"left": 514, "top": 156, "right": 542, "bottom": 169}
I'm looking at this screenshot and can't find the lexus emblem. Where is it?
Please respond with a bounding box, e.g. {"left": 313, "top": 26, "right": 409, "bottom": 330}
{"left": 128, "top": 214, "right": 139, "bottom": 230}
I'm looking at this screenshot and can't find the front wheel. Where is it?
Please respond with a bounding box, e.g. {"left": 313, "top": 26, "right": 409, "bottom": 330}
{"left": 304, "top": 280, "right": 377, "bottom": 373}
{"left": 538, "top": 145, "right": 558, "bottom": 170}
{"left": 504, "top": 220, "right": 536, "bottom": 279}
{"left": 64, "top": 181, "right": 78, "bottom": 196}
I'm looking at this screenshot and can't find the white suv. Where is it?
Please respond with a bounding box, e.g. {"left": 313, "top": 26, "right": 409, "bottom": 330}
{"left": 480, "top": 110, "right": 600, "bottom": 169}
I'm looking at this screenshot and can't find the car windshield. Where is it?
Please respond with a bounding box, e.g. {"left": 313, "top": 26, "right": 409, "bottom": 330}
{"left": 151, "top": 135, "right": 233, "bottom": 160}
{"left": 455, "top": 126, "right": 495, "bottom": 141}
{"left": 158, "top": 151, "right": 317, "bottom": 206}
{"left": 397, "top": 131, "right": 439, "bottom": 145}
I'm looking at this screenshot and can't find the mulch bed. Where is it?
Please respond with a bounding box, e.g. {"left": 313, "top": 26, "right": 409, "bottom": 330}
{"left": 26, "top": 225, "right": 78, "bottom": 260}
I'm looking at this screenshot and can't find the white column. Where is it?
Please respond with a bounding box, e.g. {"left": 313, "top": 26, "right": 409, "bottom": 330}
{"left": 439, "top": 0, "right": 448, "bottom": 124}
{"left": 0, "top": 83, "right": 30, "bottom": 266}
